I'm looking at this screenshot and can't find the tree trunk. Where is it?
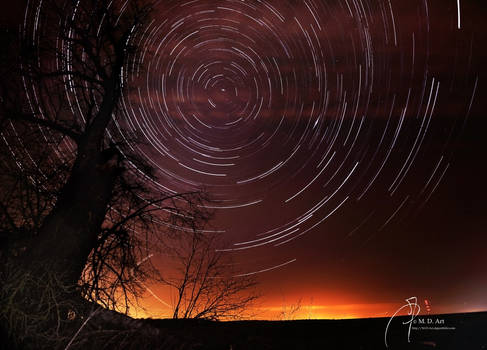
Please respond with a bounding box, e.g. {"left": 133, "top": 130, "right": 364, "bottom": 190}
{"left": 25, "top": 79, "right": 121, "bottom": 287}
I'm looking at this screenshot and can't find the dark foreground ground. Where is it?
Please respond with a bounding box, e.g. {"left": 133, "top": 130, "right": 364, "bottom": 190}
{"left": 2, "top": 311, "right": 486, "bottom": 349}
{"left": 143, "top": 311, "right": 487, "bottom": 350}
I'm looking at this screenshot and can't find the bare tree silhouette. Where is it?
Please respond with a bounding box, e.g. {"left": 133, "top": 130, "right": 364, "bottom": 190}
{"left": 0, "top": 0, "right": 216, "bottom": 348}
{"left": 161, "top": 231, "right": 259, "bottom": 321}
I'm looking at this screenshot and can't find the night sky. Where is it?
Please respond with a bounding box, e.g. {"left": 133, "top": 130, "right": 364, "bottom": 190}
{"left": 6, "top": 0, "right": 487, "bottom": 319}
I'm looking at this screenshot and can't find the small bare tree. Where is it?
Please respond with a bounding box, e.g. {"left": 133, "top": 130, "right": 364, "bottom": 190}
{"left": 278, "top": 299, "right": 302, "bottom": 321}
{"left": 160, "top": 231, "right": 259, "bottom": 321}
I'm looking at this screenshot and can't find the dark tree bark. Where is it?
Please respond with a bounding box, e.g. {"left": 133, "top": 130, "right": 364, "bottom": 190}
{"left": 20, "top": 1, "right": 131, "bottom": 287}
{"left": 1, "top": 0, "right": 154, "bottom": 289}
{"left": 30, "top": 96, "right": 122, "bottom": 285}
{"left": 0, "top": 1, "right": 217, "bottom": 347}
{"left": 1, "top": 0, "right": 212, "bottom": 312}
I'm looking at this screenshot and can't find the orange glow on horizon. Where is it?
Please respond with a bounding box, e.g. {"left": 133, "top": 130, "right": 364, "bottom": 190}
{"left": 127, "top": 287, "right": 481, "bottom": 321}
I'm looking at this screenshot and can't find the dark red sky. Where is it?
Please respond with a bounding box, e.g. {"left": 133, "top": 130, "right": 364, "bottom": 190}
{"left": 134, "top": 0, "right": 486, "bottom": 319}
{"left": 7, "top": 0, "right": 487, "bottom": 319}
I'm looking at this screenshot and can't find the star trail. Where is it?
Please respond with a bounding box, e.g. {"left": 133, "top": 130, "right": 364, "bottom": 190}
{"left": 12, "top": 0, "right": 487, "bottom": 318}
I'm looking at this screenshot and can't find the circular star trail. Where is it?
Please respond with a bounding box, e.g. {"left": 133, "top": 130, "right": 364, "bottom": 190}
{"left": 115, "top": 0, "right": 478, "bottom": 254}
{"left": 19, "top": 0, "right": 480, "bottom": 273}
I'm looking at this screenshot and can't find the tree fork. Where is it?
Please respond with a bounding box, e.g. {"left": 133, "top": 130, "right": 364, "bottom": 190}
{"left": 24, "top": 77, "right": 123, "bottom": 288}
